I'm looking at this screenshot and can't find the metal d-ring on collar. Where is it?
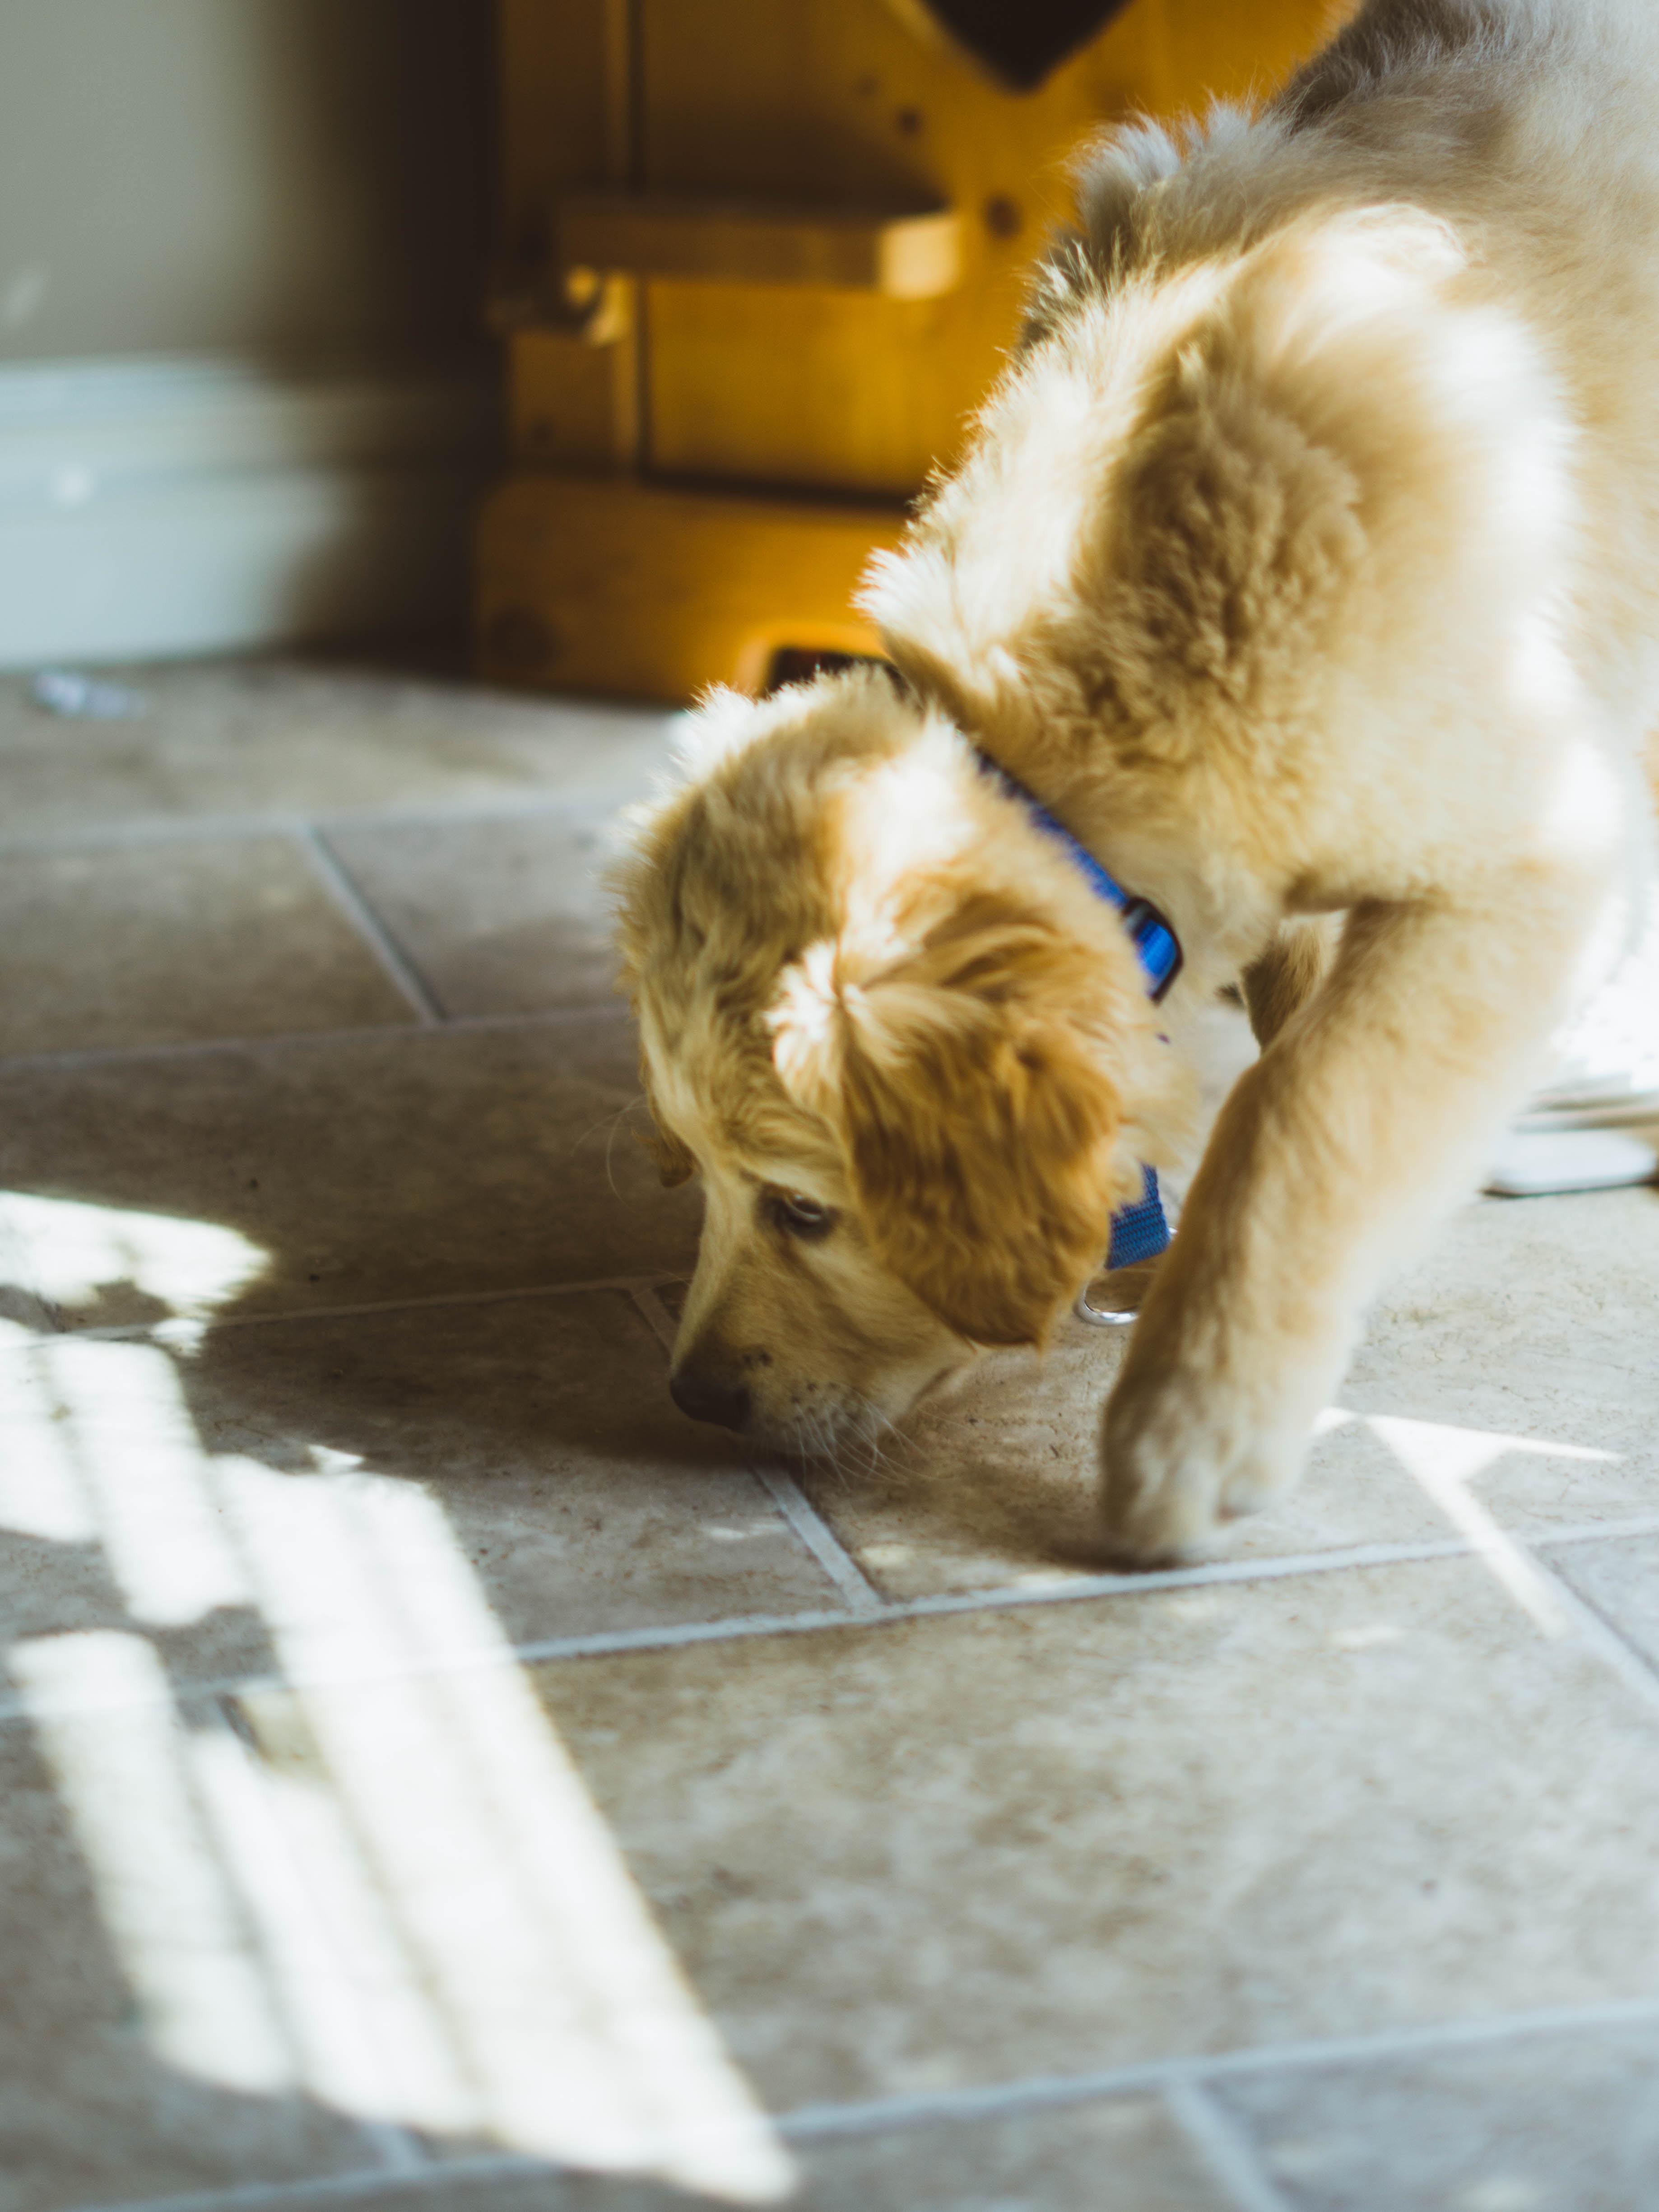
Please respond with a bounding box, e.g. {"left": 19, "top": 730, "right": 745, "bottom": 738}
{"left": 1075, "top": 1164, "right": 1169, "bottom": 1328}
{"left": 970, "top": 748, "right": 1184, "bottom": 1330}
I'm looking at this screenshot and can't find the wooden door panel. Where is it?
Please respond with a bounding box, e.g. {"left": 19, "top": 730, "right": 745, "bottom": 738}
{"left": 634, "top": 0, "right": 1333, "bottom": 495}
{"left": 482, "top": 0, "right": 1348, "bottom": 698}
{"left": 642, "top": 281, "right": 1001, "bottom": 496}
{"left": 635, "top": 0, "right": 1159, "bottom": 491}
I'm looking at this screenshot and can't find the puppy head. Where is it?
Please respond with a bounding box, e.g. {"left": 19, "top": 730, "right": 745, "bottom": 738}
{"left": 767, "top": 904, "right": 1138, "bottom": 1346}
{"left": 615, "top": 669, "right": 1160, "bottom": 1456}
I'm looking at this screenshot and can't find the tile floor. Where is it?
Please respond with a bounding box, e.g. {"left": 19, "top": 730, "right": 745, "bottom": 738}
{"left": 3, "top": 654, "right": 1659, "bottom": 2212}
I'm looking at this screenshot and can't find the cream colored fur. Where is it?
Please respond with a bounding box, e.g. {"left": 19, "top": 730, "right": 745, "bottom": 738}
{"left": 617, "top": 0, "right": 1659, "bottom": 1561}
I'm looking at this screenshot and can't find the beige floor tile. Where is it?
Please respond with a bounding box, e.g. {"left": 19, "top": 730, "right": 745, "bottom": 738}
{"left": 1341, "top": 1186, "right": 1659, "bottom": 1531}
{"left": 1546, "top": 1532, "right": 1659, "bottom": 1661}
{"left": 0, "top": 836, "right": 414, "bottom": 1055}
{"left": 286, "top": 2093, "right": 1237, "bottom": 2209}
{"left": 186, "top": 1290, "right": 842, "bottom": 1652}
{"left": 1214, "top": 2024, "right": 1659, "bottom": 2212}
{"left": 792, "top": 1315, "right": 1445, "bottom": 1601}
{"left": 494, "top": 1561, "right": 1659, "bottom": 2112}
{"left": 0, "top": 1016, "right": 701, "bottom": 1328}
{"left": 325, "top": 812, "right": 624, "bottom": 1017}
{"left": 786, "top": 1184, "right": 1659, "bottom": 1599}
{"left": 0, "top": 658, "right": 676, "bottom": 837}
{"left": 0, "top": 1702, "right": 380, "bottom": 2212}
{"left": 0, "top": 1292, "right": 841, "bottom": 1691}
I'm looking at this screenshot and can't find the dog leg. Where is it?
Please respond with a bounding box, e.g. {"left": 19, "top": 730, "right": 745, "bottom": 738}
{"left": 1100, "top": 881, "right": 1594, "bottom": 1561}
{"left": 1240, "top": 915, "right": 1340, "bottom": 1048}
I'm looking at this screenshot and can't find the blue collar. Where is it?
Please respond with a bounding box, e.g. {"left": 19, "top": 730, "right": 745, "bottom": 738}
{"left": 972, "top": 746, "right": 1181, "bottom": 1287}
{"left": 973, "top": 750, "right": 1183, "bottom": 1003}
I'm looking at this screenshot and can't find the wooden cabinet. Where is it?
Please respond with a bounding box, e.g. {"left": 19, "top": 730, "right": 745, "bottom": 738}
{"left": 476, "top": 0, "right": 1334, "bottom": 702}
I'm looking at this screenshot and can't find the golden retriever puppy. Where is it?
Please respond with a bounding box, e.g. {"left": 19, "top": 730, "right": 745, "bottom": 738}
{"left": 616, "top": 0, "right": 1659, "bottom": 1561}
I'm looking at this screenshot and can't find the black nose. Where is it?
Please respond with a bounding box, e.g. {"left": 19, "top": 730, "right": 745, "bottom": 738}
{"left": 669, "top": 1364, "right": 752, "bottom": 1431}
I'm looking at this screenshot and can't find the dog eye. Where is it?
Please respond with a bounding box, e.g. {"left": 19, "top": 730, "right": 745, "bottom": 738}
{"left": 762, "top": 1188, "right": 836, "bottom": 1241}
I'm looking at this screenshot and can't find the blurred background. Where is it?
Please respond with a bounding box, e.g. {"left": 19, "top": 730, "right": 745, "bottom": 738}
{"left": 0, "top": 0, "right": 493, "bottom": 668}
{"left": 0, "top": 0, "right": 1334, "bottom": 697}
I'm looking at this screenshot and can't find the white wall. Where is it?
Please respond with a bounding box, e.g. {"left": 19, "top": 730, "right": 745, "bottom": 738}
{"left": 0, "top": 0, "right": 493, "bottom": 367}
{"left": 0, "top": 0, "right": 497, "bottom": 662}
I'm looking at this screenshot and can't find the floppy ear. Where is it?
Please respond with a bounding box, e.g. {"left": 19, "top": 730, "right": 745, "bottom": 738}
{"left": 771, "top": 911, "right": 1129, "bottom": 1346}
{"left": 632, "top": 1054, "right": 695, "bottom": 1188}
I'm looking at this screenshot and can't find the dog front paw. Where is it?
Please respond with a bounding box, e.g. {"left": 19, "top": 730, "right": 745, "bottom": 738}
{"left": 1099, "top": 1370, "right": 1301, "bottom": 1566}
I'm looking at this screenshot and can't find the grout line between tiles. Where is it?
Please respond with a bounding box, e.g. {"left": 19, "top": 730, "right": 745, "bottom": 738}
{"left": 1516, "top": 1540, "right": 1659, "bottom": 1711}
{"left": 10, "top": 1515, "right": 1659, "bottom": 1727}
{"left": 0, "top": 999, "right": 629, "bottom": 1073}
{"left": 0, "top": 809, "right": 316, "bottom": 855}
{"left": 32, "top": 1274, "right": 678, "bottom": 1345}
{"left": 296, "top": 827, "right": 446, "bottom": 1027}
{"left": 779, "top": 1990, "right": 1659, "bottom": 2141}
{"left": 1164, "top": 2078, "right": 1295, "bottom": 2212}
{"left": 405, "top": 1534, "right": 1497, "bottom": 1664}
{"left": 308, "top": 789, "right": 653, "bottom": 836}
{"left": 750, "top": 1463, "right": 885, "bottom": 1614}
{"left": 0, "top": 1531, "right": 1527, "bottom": 1726}
{"left": 0, "top": 782, "right": 663, "bottom": 860}
{"left": 353, "top": 2133, "right": 428, "bottom": 2184}
{"left": 627, "top": 1284, "right": 884, "bottom": 1616}
{"left": 628, "top": 1282, "right": 680, "bottom": 1355}
{"left": 54, "top": 1992, "right": 1659, "bottom": 2212}
{"left": 312, "top": 795, "right": 646, "bottom": 836}
{"left": 50, "top": 2159, "right": 525, "bottom": 2212}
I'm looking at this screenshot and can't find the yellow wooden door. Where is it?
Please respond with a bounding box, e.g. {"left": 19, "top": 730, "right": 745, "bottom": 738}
{"left": 479, "top": 0, "right": 1337, "bottom": 699}
{"left": 635, "top": 0, "right": 1329, "bottom": 497}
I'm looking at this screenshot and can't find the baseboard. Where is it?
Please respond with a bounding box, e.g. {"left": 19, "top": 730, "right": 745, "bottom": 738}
{"left": 0, "top": 354, "right": 497, "bottom": 665}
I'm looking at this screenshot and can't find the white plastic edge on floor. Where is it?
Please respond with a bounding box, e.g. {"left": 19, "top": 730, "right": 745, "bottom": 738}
{"left": 0, "top": 353, "right": 499, "bottom": 666}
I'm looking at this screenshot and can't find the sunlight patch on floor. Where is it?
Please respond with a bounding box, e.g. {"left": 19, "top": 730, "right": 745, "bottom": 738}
{"left": 2, "top": 1194, "right": 794, "bottom": 2206}
{"left": 0, "top": 1189, "right": 269, "bottom": 1320}
{"left": 1330, "top": 1407, "right": 1615, "bottom": 1636}
{"left": 14, "top": 1633, "right": 295, "bottom": 2095}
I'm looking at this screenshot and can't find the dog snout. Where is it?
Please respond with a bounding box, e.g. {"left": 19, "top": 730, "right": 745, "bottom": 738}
{"left": 668, "top": 1360, "right": 752, "bottom": 1432}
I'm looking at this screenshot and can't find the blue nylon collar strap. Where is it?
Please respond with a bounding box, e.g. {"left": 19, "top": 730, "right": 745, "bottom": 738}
{"left": 971, "top": 751, "right": 1183, "bottom": 1003}
{"left": 1104, "top": 1164, "right": 1168, "bottom": 1273}
{"left": 971, "top": 745, "right": 1178, "bottom": 1283}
